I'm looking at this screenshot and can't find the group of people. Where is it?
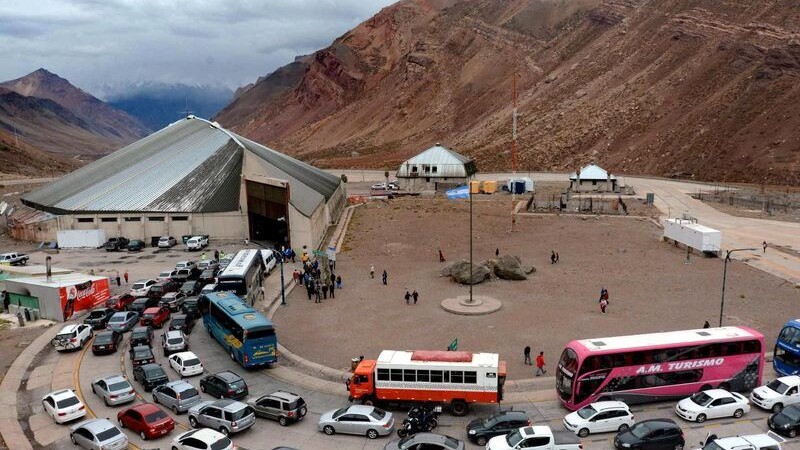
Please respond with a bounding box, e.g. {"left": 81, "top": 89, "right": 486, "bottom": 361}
{"left": 404, "top": 290, "right": 420, "bottom": 305}
{"left": 300, "top": 257, "right": 342, "bottom": 304}
{"left": 369, "top": 265, "right": 388, "bottom": 285}
{"left": 112, "top": 270, "right": 130, "bottom": 286}
{"left": 523, "top": 346, "right": 547, "bottom": 376}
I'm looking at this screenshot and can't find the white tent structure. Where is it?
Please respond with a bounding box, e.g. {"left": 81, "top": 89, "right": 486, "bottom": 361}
{"left": 568, "top": 164, "right": 618, "bottom": 192}
{"left": 396, "top": 143, "right": 477, "bottom": 192}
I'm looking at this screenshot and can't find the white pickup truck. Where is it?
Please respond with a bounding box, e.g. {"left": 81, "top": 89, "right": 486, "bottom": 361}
{"left": 695, "top": 433, "right": 783, "bottom": 450}
{"left": 487, "top": 425, "right": 583, "bottom": 450}
{"left": 751, "top": 376, "right": 800, "bottom": 413}
{"left": 0, "top": 252, "right": 29, "bottom": 266}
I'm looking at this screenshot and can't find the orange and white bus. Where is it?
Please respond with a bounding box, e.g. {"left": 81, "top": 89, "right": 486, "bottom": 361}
{"left": 347, "top": 350, "right": 507, "bottom": 416}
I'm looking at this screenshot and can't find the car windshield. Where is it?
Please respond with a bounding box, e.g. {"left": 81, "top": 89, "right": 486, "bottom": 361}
{"left": 444, "top": 437, "right": 460, "bottom": 449}
{"left": 147, "top": 367, "right": 167, "bottom": 377}
{"left": 782, "top": 406, "right": 800, "bottom": 421}
{"left": 168, "top": 337, "right": 184, "bottom": 344}
{"left": 369, "top": 408, "right": 387, "bottom": 420}
{"left": 333, "top": 407, "right": 348, "bottom": 419}
{"left": 181, "top": 387, "right": 199, "bottom": 398}
{"left": 577, "top": 405, "right": 598, "bottom": 419}
{"left": 145, "top": 410, "right": 168, "bottom": 422}
{"left": 108, "top": 381, "right": 130, "bottom": 391}
{"left": 143, "top": 313, "right": 155, "bottom": 319}
{"left": 56, "top": 396, "right": 80, "bottom": 408}
{"left": 109, "top": 315, "right": 125, "bottom": 323}
{"left": 228, "top": 379, "right": 245, "bottom": 389}
{"left": 159, "top": 272, "right": 171, "bottom": 277}
{"left": 703, "top": 442, "right": 725, "bottom": 450}
{"left": 172, "top": 318, "right": 185, "bottom": 326}
{"left": 287, "top": 398, "right": 305, "bottom": 409}
{"left": 184, "top": 358, "right": 201, "bottom": 366}
{"left": 231, "top": 407, "right": 254, "bottom": 421}
{"left": 150, "top": 286, "right": 163, "bottom": 293}
{"left": 132, "top": 283, "right": 145, "bottom": 289}
{"left": 55, "top": 332, "right": 75, "bottom": 340}
{"left": 690, "top": 392, "right": 713, "bottom": 406}
{"left": 94, "top": 334, "right": 114, "bottom": 344}
{"left": 767, "top": 379, "right": 791, "bottom": 394}
{"left": 88, "top": 310, "right": 106, "bottom": 319}
{"left": 95, "top": 427, "right": 121, "bottom": 441}
{"left": 505, "top": 430, "right": 524, "bottom": 447}
{"left": 629, "top": 422, "right": 651, "bottom": 439}
{"left": 210, "top": 437, "right": 232, "bottom": 450}
{"left": 134, "top": 348, "right": 152, "bottom": 358}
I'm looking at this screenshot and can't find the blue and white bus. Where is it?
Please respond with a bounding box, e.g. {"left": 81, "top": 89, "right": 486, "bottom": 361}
{"left": 215, "top": 249, "right": 265, "bottom": 306}
{"left": 199, "top": 291, "right": 277, "bottom": 368}
{"left": 774, "top": 319, "right": 800, "bottom": 376}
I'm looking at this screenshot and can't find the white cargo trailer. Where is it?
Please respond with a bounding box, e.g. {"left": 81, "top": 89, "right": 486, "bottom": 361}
{"left": 56, "top": 230, "right": 107, "bottom": 249}
{"left": 663, "top": 219, "right": 721, "bottom": 255}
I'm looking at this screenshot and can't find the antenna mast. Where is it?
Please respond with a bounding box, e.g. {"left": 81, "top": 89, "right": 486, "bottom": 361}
{"left": 510, "top": 72, "right": 518, "bottom": 231}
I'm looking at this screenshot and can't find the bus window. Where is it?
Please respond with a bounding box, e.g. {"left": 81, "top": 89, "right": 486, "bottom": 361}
{"left": 430, "top": 370, "right": 443, "bottom": 383}
{"left": 390, "top": 369, "right": 403, "bottom": 381}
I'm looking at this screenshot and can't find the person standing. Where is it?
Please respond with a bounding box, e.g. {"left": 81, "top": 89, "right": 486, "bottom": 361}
{"left": 763, "top": 241, "right": 768, "bottom": 253}
{"left": 201, "top": 252, "right": 206, "bottom": 261}
{"left": 370, "top": 265, "right": 375, "bottom": 279}
{"left": 382, "top": 270, "right": 388, "bottom": 285}
{"left": 535, "top": 352, "right": 546, "bottom": 376}
{"left": 336, "top": 275, "right": 342, "bottom": 289}
{"left": 703, "top": 321, "right": 710, "bottom": 329}
{"left": 600, "top": 297, "right": 609, "bottom": 314}
{"left": 115, "top": 271, "right": 121, "bottom": 287}
{"left": 550, "top": 251, "right": 557, "bottom": 264}
{"left": 329, "top": 281, "right": 335, "bottom": 298}
{"left": 412, "top": 290, "right": 419, "bottom": 305}
{"left": 404, "top": 291, "right": 411, "bottom": 305}
{"left": 495, "top": 248, "right": 500, "bottom": 258}
{"left": 306, "top": 281, "right": 313, "bottom": 301}
{"left": 2, "top": 290, "right": 9, "bottom": 313}
{"left": 123, "top": 271, "right": 129, "bottom": 284}
{"left": 314, "top": 283, "right": 322, "bottom": 303}
{"left": 524, "top": 345, "right": 531, "bottom": 365}
{"left": 214, "top": 249, "right": 220, "bottom": 261}
{"left": 555, "top": 252, "right": 559, "bottom": 263}
{"left": 322, "top": 283, "right": 328, "bottom": 299}
{"left": 438, "top": 249, "right": 446, "bottom": 262}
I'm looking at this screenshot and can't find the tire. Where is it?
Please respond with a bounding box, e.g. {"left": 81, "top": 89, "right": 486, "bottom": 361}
{"left": 323, "top": 425, "right": 335, "bottom": 435}
{"left": 699, "top": 384, "right": 711, "bottom": 392}
{"left": 450, "top": 400, "right": 468, "bottom": 416}
{"left": 578, "top": 428, "right": 590, "bottom": 438}
{"left": 673, "top": 444, "right": 683, "bottom": 450}
{"left": 618, "top": 423, "right": 629, "bottom": 433}
{"left": 139, "top": 431, "right": 147, "bottom": 440}
{"left": 696, "top": 414, "right": 706, "bottom": 423}
{"left": 773, "top": 403, "right": 784, "bottom": 413}
{"left": 428, "top": 418, "right": 438, "bottom": 429}
{"left": 118, "top": 419, "right": 125, "bottom": 428}
{"left": 152, "top": 395, "right": 159, "bottom": 404}
{"left": 718, "top": 382, "right": 731, "bottom": 391}
{"left": 397, "top": 428, "right": 407, "bottom": 438}
{"left": 91, "top": 385, "right": 96, "bottom": 394}
{"left": 71, "top": 435, "right": 77, "bottom": 445}
{"left": 476, "top": 436, "right": 487, "bottom": 446}
{"left": 278, "top": 416, "right": 288, "bottom": 426}
{"left": 788, "top": 429, "right": 797, "bottom": 438}
{"left": 366, "top": 429, "right": 379, "bottom": 439}
{"left": 200, "top": 384, "right": 206, "bottom": 393}
{"left": 229, "top": 348, "right": 235, "bottom": 361}
{"left": 103, "top": 397, "right": 109, "bottom": 407}
{"left": 733, "top": 408, "right": 743, "bottom": 418}
{"left": 218, "top": 427, "right": 229, "bottom": 436}
{"left": 362, "top": 397, "right": 375, "bottom": 406}
{"left": 172, "top": 405, "right": 179, "bottom": 414}
{"left": 189, "top": 416, "right": 198, "bottom": 428}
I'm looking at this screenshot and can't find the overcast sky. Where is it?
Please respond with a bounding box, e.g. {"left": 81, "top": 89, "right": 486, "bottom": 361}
{"left": 0, "top": 0, "right": 396, "bottom": 98}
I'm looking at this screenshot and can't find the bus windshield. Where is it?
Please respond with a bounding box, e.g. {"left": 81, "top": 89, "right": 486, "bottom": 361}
{"left": 774, "top": 323, "right": 800, "bottom": 376}
{"left": 556, "top": 348, "right": 578, "bottom": 400}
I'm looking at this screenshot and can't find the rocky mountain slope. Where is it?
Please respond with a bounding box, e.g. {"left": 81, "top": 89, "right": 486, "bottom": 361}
{"left": 215, "top": 0, "right": 800, "bottom": 185}
{"left": 0, "top": 127, "right": 79, "bottom": 179}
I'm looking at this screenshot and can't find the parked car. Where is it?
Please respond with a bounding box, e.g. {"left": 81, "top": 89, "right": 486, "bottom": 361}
{"left": 248, "top": 391, "right": 307, "bottom": 426}
{"left": 104, "top": 237, "right": 129, "bottom": 252}
{"left": 384, "top": 433, "right": 465, "bottom": 450}
{"left": 91, "top": 374, "right": 135, "bottom": 406}
{"left": 105, "top": 293, "right": 135, "bottom": 311}
{"left": 318, "top": 405, "right": 394, "bottom": 439}
{"left": 197, "top": 269, "right": 217, "bottom": 285}
{"left": 467, "top": 410, "right": 531, "bottom": 445}
{"left": 91, "top": 331, "right": 123, "bottom": 355}
{"left": 171, "top": 428, "right": 233, "bottom": 450}
{"left": 162, "top": 329, "right": 189, "bottom": 355}
{"left": 486, "top": 425, "right": 582, "bottom": 450}
{"left": 695, "top": 433, "right": 783, "bottom": 450}
{"left": 152, "top": 380, "right": 202, "bottom": 414}
{"left": 130, "top": 326, "right": 155, "bottom": 347}
{"left": 130, "top": 279, "right": 157, "bottom": 297}
{"left": 186, "top": 236, "right": 209, "bottom": 251}
{"left": 133, "top": 363, "right": 169, "bottom": 391}
{"left": 200, "top": 371, "right": 249, "bottom": 400}
{"left": 563, "top": 401, "right": 635, "bottom": 438}
{"left": 198, "top": 260, "right": 219, "bottom": 272}
{"left": 769, "top": 403, "right": 800, "bottom": 438}
{"left": 106, "top": 311, "right": 139, "bottom": 333}
{"left": 129, "top": 345, "right": 156, "bottom": 367}
{"left": 181, "top": 298, "right": 201, "bottom": 320}
{"left": 170, "top": 268, "right": 197, "bottom": 283}
{"left": 158, "top": 236, "right": 178, "bottom": 248}
{"left": 751, "top": 376, "right": 800, "bottom": 413}
{"left": 148, "top": 279, "right": 179, "bottom": 300}
{"left": 0, "top": 252, "right": 29, "bottom": 265}
{"left": 127, "top": 240, "right": 146, "bottom": 252}
{"left": 140, "top": 306, "right": 170, "bottom": 328}
{"left": 84, "top": 307, "right": 116, "bottom": 330}
{"left": 188, "top": 399, "right": 256, "bottom": 436}
{"left": 169, "top": 351, "right": 204, "bottom": 377}
{"left": 160, "top": 292, "right": 187, "bottom": 312}
{"left": 614, "top": 419, "right": 684, "bottom": 450}
{"left": 42, "top": 389, "right": 86, "bottom": 423}
{"left": 52, "top": 324, "right": 93, "bottom": 352}
{"left": 70, "top": 419, "right": 128, "bottom": 450}
{"left": 129, "top": 297, "right": 158, "bottom": 315}
{"left": 117, "top": 403, "right": 174, "bottom": 440}
{"left": 180, "top": 281, "right": 202, "bottom": 297}
{"left": 169, "top": 313, "right": 196, "bottom": 334}
{"left": 157, "top": 269, "right": 178, "bottom": 282}
{"left": 676, "top": 389, "right": 750, "bottom": 423}
{"left": 199, "top": 283, "right": 216, "bottom": 296}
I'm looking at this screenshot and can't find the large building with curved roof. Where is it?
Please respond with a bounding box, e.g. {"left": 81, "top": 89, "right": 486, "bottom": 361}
{"left": 20, "top": 116, "right": 346, "bottom": 249}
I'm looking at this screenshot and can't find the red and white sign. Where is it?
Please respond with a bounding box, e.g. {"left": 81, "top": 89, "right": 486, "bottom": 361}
{"left": 59, "top": 278, "right": 111, "bottom": 320}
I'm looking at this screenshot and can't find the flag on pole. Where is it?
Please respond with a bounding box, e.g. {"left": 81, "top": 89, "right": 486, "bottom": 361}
{"left": 446, "top": 185, "right": 469, "bottom": 200}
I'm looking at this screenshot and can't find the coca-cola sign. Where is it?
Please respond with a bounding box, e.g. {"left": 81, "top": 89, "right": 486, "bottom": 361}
{"left": 59, "top": 278, "right": 111, "bottom": 321}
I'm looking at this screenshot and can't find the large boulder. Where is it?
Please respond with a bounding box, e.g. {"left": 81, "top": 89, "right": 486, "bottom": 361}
{"left": 494, "top": 255, "right": 529, "bottom": 280}
{"left": 445, "top": 260, "right": 491, "bottom": 285}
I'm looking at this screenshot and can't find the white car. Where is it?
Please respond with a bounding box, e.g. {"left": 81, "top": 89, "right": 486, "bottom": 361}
{"left": 158, "top": 236, "right": 177, "bottom": 248}
{"left": 42, "top": 389, "right": 86, "bottom": 424}
{"left": 563, "top": 401, "right": 635, "bottom": 437}
{"left": 694, "top": 433, "right": 784, "bottom": 450}
{"left": 52, "top": 324, "right": 93, "bottom": 352}
{"left": 186, "top": 236, "right": 208, "bottom": 251}
{"left": 130, "top": 279, "right": 157, "bottom": 297}
{"left": 169, "top": 351, "right": 204, "bottom": 377}
{"left": 157, "top": 270, "right": 177, "bottom": 282}
{"left": 676, "top": 389, "right": 750, "bottom": 423}
{"left": 171, "top": 428, "right": 233, "bottom": 450}
{"left": 175, "top": 261, "right": 197, "bottom": 271}
{"left": 751, "top": 376, "right": 800, "bottom": 413}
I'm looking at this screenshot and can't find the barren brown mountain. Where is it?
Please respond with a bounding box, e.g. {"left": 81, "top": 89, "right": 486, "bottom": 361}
{"left": 216, "top": 0, "right": 800, "bottom": 185}
{"left": 0, "top": 128, "right": 79, "bottom": 179}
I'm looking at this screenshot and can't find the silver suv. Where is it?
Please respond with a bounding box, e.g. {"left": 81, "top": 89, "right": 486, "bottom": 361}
{"left": 248, "top": 391, "right": 307, "bottom": 426}
{"left": 162, "top": 330, "right": 188, "bottom": 356}
{"left": 152, "top": 380, "right": 202, "bottom": 414}
{"left": 188, "top": 399, "right": 255, "bottom": 436}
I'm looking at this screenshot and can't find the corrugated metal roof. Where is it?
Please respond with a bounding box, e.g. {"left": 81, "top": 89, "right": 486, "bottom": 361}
{"left": 569, "top": 164, "right": 616, "bottom": 180}
{"left": 396, "top": 144, "right": 477, "bottom": 178}
{"left": 22, "top": 117, "right": 341, "bottom": 217}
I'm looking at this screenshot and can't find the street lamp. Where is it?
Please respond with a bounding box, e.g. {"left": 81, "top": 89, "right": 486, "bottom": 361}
{"left": 277, "top": 217, "right": 287, "bottom": 306}
{"left": 719, "top": 248, "right": 757, "bottom": 327}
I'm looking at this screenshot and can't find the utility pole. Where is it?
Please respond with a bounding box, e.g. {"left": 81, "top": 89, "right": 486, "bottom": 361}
{"left": 510, "top": 72, "right": 518, "bottom": 232}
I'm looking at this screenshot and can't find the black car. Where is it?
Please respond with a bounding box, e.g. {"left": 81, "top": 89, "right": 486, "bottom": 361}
{"left": 130, "top": 326, "right": 154, "bottom": 347}
{"left": 179, "top": 281, "right": 202, "bottom": 296}
{"left": 104, "top": 237, "right": 129, "bottom": 252}
{"left": 127, "top": 239, "right": 146, "bottom": 252}
{"left": 614, "top": 419, "right": 684, "bottom": 450}
{"left": 129, "top": 298, "right": 159, "bottom": 315}
{"left": 200, "top": 371, "right": 249, "bottom": 400}
{"left": 169, "top": 314, "right": 195, "bottom": 334}
{"left": 198, "top": 268, "right": 217, "bottom": 285}
{"left": 83, "top": 307, "right": 116, "bottom": 330}
{"left": 91, "top": 331, "right": 122, "bottom": 355}
{"left": 769, "top": 403, "right": 800, "bottom": 437}
{"left": 148, "top": 280, "right": 179, "bottom": 300}
{"left": 466, "top": 411, "right": 531, "bottom": 446}
{"left": 181, "top": 297, "right": 200, "bottom": 319}
{"left": 132, "top": 363, "right": 169, "bottom": 391}
{"left": 129, "top": 344, "right": 156, "bottom": 366}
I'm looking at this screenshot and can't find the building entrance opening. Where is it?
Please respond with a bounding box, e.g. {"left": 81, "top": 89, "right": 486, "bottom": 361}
{"left": 246, "top": 180, "right": 289, "bottom": 247}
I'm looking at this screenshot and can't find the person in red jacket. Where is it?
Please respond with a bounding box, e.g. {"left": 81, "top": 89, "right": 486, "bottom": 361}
{"left": 535, "top": 351, "right": 547, "bottom": 376}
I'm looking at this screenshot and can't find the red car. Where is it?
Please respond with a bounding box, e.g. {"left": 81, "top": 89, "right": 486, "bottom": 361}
{"left": 106, "top": 293, "right": 136, "bottom": 311}
{"left": 117, "top": 403, "right": 174, "bottom": 440}
{"left": 140, "top": 306, "right": 170, "bottom": 328}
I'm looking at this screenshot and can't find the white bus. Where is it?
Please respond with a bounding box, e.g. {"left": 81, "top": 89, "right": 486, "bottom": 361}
{"left": 214, "top": 249, "right": 265, "bottom": 306}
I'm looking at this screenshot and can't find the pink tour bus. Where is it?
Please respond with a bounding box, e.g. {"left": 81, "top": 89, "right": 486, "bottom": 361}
{"left": 556, "top": 326, "right": 764, "bottom": 410}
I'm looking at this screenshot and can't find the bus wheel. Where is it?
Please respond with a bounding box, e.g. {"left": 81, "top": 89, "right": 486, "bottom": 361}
{"left": 229, "top": 348, "right": 235, "bottom": 361}
{"left": 450, "top": 400, "right": 468, "bottom": 416}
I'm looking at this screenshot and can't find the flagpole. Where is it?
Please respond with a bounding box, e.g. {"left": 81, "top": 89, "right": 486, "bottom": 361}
{"left": 469, "top": 187, "right": 473, "bottom": 304}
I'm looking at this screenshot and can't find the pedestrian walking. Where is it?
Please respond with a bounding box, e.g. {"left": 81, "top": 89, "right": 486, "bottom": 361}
{"left": 524, "top": 345, "right": 531, "bottom": 365}
{"left": 201, "top": 252, "right": 207, "bottom": 261}
{"left": 306, "top": 282, "right": 313, "bottom": 300}
{"left": 599, "top": 298, "right": 609, "bottom": 314}
{"left": 2, "top": 290, "right": 9, "bottom": 313}
{"left": 322, "top": 284, "right": 328, "bottom": 299}
{"left": 412, "top": 290, "right": 418, "bottom": 305}
{"left": 329, "top": 282, "right": 335, "bottom": 298}
{"left": 290, "top": 248, "right": 296, "bottom": 263}
{"left": 495, "top": 248, "right": 500, "bottom": 258}
{"left": 370, "top": 265, "right": 375, "bottom": 279}
{"left": 535, "top": 352, "right": 547, "bottom": 376}
{"left": 382, "top": 270, "right": 388, "bottom": 285}
{"left": 438, "top": 249, "right": 446, "bottom": 262}
{"left": 555, "top": 252, "right": 559, "bottom": 263}
{"left": 214, "top": 249, "right": 219, "bottom": 261}
{"left": 599, "top": 287, "right": 609, "bottom": 302}
{"left": 703, "top": 321, "right": 710, "bottom": 329}
{"left": 336, "top": 275, "right": 342, "bottom": 289}
{"left": 405, "top": 291, "right": 411, "bottom": 305}
{"left": 315, "top": 284, "right": 322, "bottom": 303}
{"left": 550, "top": 251, "right": 556, "bottom": 264}
{"left": 123, "top": 271, "right": 129, "bottom": 284}
{"left": 763, "top": 241, "right": 768, "bottom": 253}
{"left": 115, "top": 271, "right": 121, "bottom": 287}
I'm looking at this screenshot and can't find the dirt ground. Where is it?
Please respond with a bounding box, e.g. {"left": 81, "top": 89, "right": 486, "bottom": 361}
{"left": 273, "top": 197, "right": 799, "bottom": 380}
